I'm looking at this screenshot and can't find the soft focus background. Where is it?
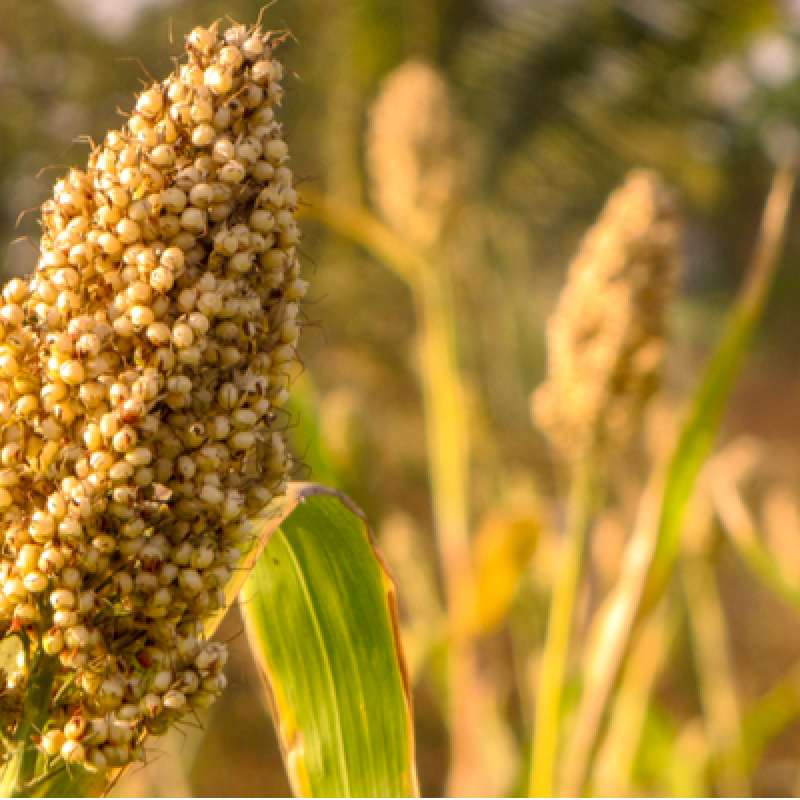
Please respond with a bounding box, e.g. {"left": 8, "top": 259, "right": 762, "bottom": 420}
{"left": 7, "top": 0, "right": 800, "bottom": 796}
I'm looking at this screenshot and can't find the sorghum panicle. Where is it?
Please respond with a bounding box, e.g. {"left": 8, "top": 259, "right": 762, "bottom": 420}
{"left": 0, "top": 18, "right": 305, "bottom": 772}
{"left": 533, "top": 169, "right": 682, "bottom": 460}
{"left": 366, "top": 60, "right": 460, "bottom": 249}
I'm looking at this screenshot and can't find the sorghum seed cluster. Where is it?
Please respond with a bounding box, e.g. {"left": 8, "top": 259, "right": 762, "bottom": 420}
{"left": 0, "top": 19, "right": 305, "bottom": 772}
{"left": 533, "top": 170, "right": 682, "bottom": 460}
{"left": 366, "top": 59, "right": 460, "bottom": 249}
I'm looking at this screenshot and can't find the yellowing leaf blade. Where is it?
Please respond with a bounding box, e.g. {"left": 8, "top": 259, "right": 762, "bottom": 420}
{"left": 241, "top": 484, "right": 417, "bottom": 798}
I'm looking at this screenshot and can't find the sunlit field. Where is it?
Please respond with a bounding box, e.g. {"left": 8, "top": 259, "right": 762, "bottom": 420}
{"left": 2, "top": 1, "right": 800, "bottom": 797}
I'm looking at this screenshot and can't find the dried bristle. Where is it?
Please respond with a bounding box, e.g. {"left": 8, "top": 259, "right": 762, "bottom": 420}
{"left": 366, "top": 59, "right": 459, "bottom": 248}
{"left": 533, "top": 169, "right": 682, "bottom": 460}
{"left": 0, "top": 19, "right": 307, "bottom": 772}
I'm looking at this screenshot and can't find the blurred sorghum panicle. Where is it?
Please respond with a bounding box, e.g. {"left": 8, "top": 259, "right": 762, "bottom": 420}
{"left": 533, "top": 170, "right": 682, "bottom": 460}
{"left": 0, "top": 19, "right": 306, "bottom": 771}
{"left": 366, "top": 59, "right": 460, "bottom": 249}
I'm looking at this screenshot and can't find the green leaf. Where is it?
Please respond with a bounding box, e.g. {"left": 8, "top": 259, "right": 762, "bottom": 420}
{"left": 645, "top": 166, "right": 795, "bottom": 600}
{"left": 241, "top": 483, "right": 417, "bottom": 798}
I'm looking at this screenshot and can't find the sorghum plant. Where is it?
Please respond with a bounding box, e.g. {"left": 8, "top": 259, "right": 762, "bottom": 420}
{"left": 529, "top": 170, "right": 683, "bottom": 797}
{"left": 0, "top": 16, "right": 315, "bottom": 794}
{"left": 0, "top": 15, "right": 414, "bottom": 798}
{"left": 533, "top": 169, "right": 683, "bottom": 462}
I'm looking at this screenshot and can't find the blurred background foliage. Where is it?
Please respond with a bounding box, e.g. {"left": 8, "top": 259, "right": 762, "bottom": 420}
{"left": 6, "top": 0, "right": 800, "bottom": 795}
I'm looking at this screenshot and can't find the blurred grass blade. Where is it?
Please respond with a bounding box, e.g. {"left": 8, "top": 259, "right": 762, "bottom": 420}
{"left": 739, "top": 657, "right": 800, "bottom": 773}
{"left": 682, "top": 544, "right": 747, "bottom": 795}
{"left": 560, "top": 164, "right": 796, "bottom": 797}
{"left": 708, "top": 462, "right": 800, "bottom": 615}
{"left": 646, "top": 163, "right": 796, "bottom": 598}
{"left": 241, "top": 483, "right": 418, "bottom": 798}
{"left": 592, "top": 600, "right": 677, "bottom": 797}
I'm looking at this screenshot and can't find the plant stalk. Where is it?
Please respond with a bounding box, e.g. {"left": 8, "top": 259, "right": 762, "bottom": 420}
{"left": 682, "top": 555, "right": 748, "bottom": 797}
{"left": 592, "top": 600, "right": 677, "bottom": 796}
{"left": 0, "top": 651, "right": 57, "bottom": 798}
{"left": 529, "top": 455, "right": 597, "bottom": 798}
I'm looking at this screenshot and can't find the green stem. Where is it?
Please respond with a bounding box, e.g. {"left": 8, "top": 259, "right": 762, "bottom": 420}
{"left": 529, "top": 456, "right": 597, "bottom": 798}
{"left": 0, "top": 652, "right": 57, "bottom": 798}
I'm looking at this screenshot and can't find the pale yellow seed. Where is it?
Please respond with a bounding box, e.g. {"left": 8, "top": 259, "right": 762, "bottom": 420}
{"left": 60, "top": 360, "right": 85, "bottom": 386}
